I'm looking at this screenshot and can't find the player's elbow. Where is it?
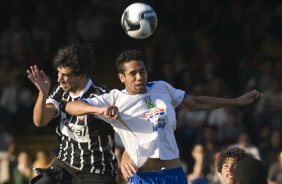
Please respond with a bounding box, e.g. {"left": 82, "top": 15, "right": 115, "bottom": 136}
{"left": 65, "top": 103, "right": 72, "bottom": 115}
{"left": 182, "top": 96, "right": 200, "bottom": 111}
{"left": 65, "top": 103, "right": 79, "bottom": 116}
{"left": 33, "top": 118, "right": 48, "bottom": 127}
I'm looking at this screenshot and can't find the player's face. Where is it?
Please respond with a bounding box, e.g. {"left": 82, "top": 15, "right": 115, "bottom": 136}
{"left": 221, "top": 158, "right": 237, "bottom": 184}
{"left": 57, "top": 67, "right": 84, "bottom": 93}
{"left": 118, "top": 60, "right": 148, "bottom": 95}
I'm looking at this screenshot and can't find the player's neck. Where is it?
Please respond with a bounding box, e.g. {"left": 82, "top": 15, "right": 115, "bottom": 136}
{"left": 69, "top": 78, "right": 89, "bottom": 96}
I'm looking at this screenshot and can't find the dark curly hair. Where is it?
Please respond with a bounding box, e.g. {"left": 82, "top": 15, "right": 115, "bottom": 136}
{"left": 116, "top": 50, "right": 144, "bottom": 74}
{"left": 216, "top": 147, "right": 251, "bottom": 173}
{"left": 53, "top": 42, "right": 95, "bottom": 77}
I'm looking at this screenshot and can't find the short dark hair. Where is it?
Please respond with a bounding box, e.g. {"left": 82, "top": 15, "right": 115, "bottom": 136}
{"left": 216, "top": 147, "right": 251, "bottom": 173}
{"left": 234, "top": 157, "right": 267, "bottom": 184}
{"left": 116, "top": 50, "right": 144, "bottom": 74}
{"left": 53, "top": 42, "right": 95, "bottom": 77}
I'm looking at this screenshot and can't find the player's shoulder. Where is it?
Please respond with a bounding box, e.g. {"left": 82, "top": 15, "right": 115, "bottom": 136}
{"left": 49, "top": 85, "right": 63, "bottom": 98}
{"left": 147, "top": 80, "right": 173, "bottom": 89}
{"left": 89, "top": 81, "right": 110, "bottom": 94}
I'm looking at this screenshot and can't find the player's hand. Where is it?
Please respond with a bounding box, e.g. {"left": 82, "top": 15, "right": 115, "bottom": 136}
{"left": 120, "top": 151, "right": 137, "bottom": 181}
{"left": 99, "top": 106, "right": 119, "bottom": 119}
{"left": 234, "top": 90, "right": 263, "bottom": 106}
{"left": 27, "top": 65, "right": 50, "bottom": 94}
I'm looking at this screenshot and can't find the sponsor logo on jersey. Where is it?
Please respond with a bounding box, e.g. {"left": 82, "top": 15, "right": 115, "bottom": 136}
{"left": 143, "top": 96, "right": 155, "bottom": 109}
{"left": 62, "top": 118, "right": 87, "bottom": 137}
{"left": 68, "top": 124, "right": 87, "bottom": 136}
{"left": 78, "top": 115, "right": 85, "bottom": 121}
{"left": 144, "top": 108, "right": 166, "bottom": 131}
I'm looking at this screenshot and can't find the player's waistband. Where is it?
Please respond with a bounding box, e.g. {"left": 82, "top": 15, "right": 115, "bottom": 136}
{"left": 136, "top": 167, "right": 184, "bottom": 175}
{"left": 53, "top": 158, "right": 116, "bottom": 177}
{"left": 138, "top": 158, "right": 181, "bottom": 172}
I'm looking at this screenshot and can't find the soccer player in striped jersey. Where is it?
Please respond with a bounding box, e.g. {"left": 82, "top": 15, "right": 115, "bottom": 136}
{"left": 65, "top": 50, "right": 263, "bottom": 184}
{"left": 27, "top": 43, "right": 117, "bottom": 184}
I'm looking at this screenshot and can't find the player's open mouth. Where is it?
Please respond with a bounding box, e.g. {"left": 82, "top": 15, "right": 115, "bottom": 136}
{"left": 226, "top": 173, "right": 234, "bottom": 179}
{"left": 136, "top": 83, "right": 145, "bottom": 87}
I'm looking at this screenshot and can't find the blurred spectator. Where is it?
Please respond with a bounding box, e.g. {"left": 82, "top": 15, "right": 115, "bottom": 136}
{"left": 0, "top": 14, "right": 32, "bottom": 68}
{"left": 255, "top": 75, "right": 282, "bottom": 129}
{"left": 0, "top": 73, "right": 34, "bottom": 132}
{"left": 268, "top": 151, "right": 282, "bottom": 184}
{"left": 190, "top": 37, "right": 220, "bottom": 76}
{"left": 0, "top": 122, "right": 15, "bottom": 184}
{"left": 207, "top": 108, "right": 227, "bottom": 129}
{"left": 263, "top": 130, "right": 282, "bottom": 170}
{"left": 217, "top": 108, "right": 245, "bottom": 146}
{"left": 206, "top": 152, "right": 224, "bottom": 184}
{"left": 216, "top": 147, "right": 251, "bottom": 184}
{"left": 13, "top": 151, "right": 32, "bottom": 184}
{"left": 0, "top": 57, "right": 16, "bottom": 92}
{"left": 231, "top": 132, "right": 261, "bottom": 160}
{"left": 76, "top": 5, "right": 108, "bottom": 41}
{"left": 257, "top": 124, "right": 272, "bottom": 152}
{"left": 197, "top": 125, "right": 221, "bottom": 162}
{"left": 176, "top": 102, "right": 208, "bottom": 163}
{"left": 187, "top": 144, "right": 209, "bottom": 184}
{"left": 245, "top": 59, "right": 274, "bottom": 92}
{"left": 32, "top": 150, "right": 52, "bottom": 178}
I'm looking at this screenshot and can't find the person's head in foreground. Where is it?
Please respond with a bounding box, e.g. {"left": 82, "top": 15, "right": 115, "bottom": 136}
{"left": 116, "top": 49, "right": 148, "bottom": 95}
{"left": 234, "top": 157, "right": 267, "bottom": 184}
{"left": 216, "top": 147, "right": 251, "bottom": 184}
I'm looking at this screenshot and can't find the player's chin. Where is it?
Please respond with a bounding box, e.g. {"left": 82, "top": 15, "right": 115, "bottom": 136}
{"left": 60, "top": 85, "right": 71, "bottom": 92}
{"left": 135, "top": 86, "right": 146, "bottom": 94}
{"left": 224, "top": 178, "right": 235, "bottom": 184}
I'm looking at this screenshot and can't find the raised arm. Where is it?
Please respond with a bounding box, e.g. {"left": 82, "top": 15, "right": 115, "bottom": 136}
{"left": 27, "top": 65, "right": 56, "bottom": 127}
{"left": 181, "top": 90, "right": 262, "bottom": 111}
{"left": 65, "top": 101, "right": 119, "bottom": 119}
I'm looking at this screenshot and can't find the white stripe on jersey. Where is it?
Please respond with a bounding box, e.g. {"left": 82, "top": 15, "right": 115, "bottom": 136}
{"left": 90, "top": 141, "right": 95, "bottom": 173}
{"left": 79, "top": 143, "right": 84, "bottom": 170}
{"left": 98, "top": 136, "right": 106, "bottom": 172}
{"left": 108, "top": 135, "right": 115, "bottom": 171}
{"left": 57, "top": 136, "right": 64, "bottom": 159}
{"left": 70, "top": 143, "right": 74, "bottom": 166}
{"left": 62, "top": 138, "right": 69, "bottom": 162}
{"left": 49, "top": 86, "right": 60, "bottom": 99}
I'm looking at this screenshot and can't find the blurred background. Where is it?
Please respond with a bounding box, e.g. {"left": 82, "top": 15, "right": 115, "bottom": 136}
{"left": 0, "top": 0, "right": 282, "bottom": 183}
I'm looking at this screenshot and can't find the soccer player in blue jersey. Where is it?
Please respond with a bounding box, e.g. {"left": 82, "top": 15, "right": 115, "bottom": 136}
{"left": 65, "top": 50, "right": 263, "bottom": 184}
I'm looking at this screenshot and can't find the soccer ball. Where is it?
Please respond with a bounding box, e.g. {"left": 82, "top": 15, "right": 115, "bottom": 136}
{"left": 121, "top": 3, "right": 158, "bottom": 39}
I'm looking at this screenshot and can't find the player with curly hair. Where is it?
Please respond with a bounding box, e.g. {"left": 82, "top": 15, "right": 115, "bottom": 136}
{"left": 27, "top": 42, "right": 118, "bottom": 184}
{"left": 216, "top": 147, "right": 252, "bottom": 184}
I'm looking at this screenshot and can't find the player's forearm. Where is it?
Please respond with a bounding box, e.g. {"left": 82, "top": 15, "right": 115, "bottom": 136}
{"left": 65, "top": 101, "right": 102, "bottom": 116}
{"left": 183, "top": 96, "right": 235, "bottom": 111}
{"left": 33, "top": 92, "right": 52, "bottom": 127}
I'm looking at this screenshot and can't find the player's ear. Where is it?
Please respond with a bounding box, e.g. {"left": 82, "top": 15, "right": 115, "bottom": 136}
{"left": 118, "top": 73, "right": 125, "bottom": 83}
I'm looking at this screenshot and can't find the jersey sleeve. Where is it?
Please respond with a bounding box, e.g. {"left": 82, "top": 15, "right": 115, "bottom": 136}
{"left": 46, "top": 85, "right": 61, "bottom": 117}
{"left": 82, "top": 90, "right": 116, "bottom": 106}
{"left": 159, "top": 81, "right": 187, "bottom": 108}
{"left": 82, "top": 90, "right": 116, "bottom": 124}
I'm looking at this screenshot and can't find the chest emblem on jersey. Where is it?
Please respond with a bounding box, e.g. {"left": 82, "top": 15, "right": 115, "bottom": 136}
{"left": 143, "top": 96, "right": 155, "bottom": 109}
{"left": 78, "top": 115, "right": 85, "bottom": 121}
{"left": 144, "top": 108, "right": 166, "bottom": 131}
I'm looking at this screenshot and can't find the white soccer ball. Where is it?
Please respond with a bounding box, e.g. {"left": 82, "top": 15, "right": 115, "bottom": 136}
{"left": 121, "top": 3, "right": 158, "bottom": 39}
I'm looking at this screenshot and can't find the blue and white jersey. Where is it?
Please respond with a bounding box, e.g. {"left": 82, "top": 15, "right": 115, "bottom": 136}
{"left": 84, "top": 81, "right": 186, "bottom": 167}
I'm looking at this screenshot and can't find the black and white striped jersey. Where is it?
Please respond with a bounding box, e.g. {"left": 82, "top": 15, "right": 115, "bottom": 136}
{"left": 46, "top": 79, "right": 117, "bottom": 175}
